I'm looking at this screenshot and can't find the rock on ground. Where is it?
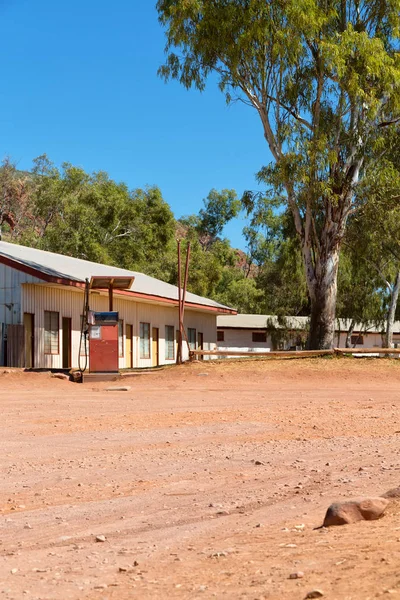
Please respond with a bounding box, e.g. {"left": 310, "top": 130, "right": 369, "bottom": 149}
{"left": 322, "top": 497, "right": 389, "bottom": 527}
{"left": 382, "top": 486, "right": 400, "bottom": 499}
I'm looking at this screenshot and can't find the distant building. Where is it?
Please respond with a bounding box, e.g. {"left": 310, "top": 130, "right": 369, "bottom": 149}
{"left": 217, "top": 314, "right": 400, "bottom": 352}
{"left": 0, "top": 242, "right": 235, "bottom": 369}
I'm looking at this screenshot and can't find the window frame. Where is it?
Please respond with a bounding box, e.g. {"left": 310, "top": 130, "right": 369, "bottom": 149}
{"left": 351, "top": 334, "right": 364, "bottom": 346}
{"left": 140, "top": 322, "right": 150, "bottom": 359}
{"left": 44, "top": 310, "right": 59, "bottom": 355}
{"left": 188, "top": 327, "right": 196, "bottom": 350}
{"left": 252, "top": 331, "right": 267, "bottom": 343}
{"left": 165, "top": 325, "right": 175, "bottom": 360}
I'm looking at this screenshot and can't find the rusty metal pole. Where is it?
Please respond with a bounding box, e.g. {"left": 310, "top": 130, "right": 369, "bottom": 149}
{"left": 108, "top": 282, "right": 114, "bottom": 312}
{"left": 181, "top": 242, "right": 191, "bottom": 359}
{"left": 177, "top": 240, "right": 182, "bottom": 364}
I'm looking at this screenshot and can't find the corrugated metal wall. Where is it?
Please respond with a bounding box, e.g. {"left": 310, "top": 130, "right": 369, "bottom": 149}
{"left": 21, "top": 284, "right": 217, "bottom": 369}
{"left": 0, "top": 263, "right": 42, "bottom": 326}
{"left": 0, "top": 264, "right": 44, "bottom": 366}
{"left": 7, "top": 324, "right": 25, "bottom": 367}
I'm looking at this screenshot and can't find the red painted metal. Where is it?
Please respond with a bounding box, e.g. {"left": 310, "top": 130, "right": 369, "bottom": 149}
{"left": 89, "top": 324, "right": 119, "bottom": 373}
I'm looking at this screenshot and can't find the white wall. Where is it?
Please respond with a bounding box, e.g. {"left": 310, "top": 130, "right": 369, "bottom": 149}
{"left": 218, "top": 328, "right": 272, "bottom": 352}
{"left": 335, "top": 331, "right": 385, "bottom": 348}
{"left": 218, "top": 328, "right": 389, "bottom": 352}
{"left": 21, "top": 283, "right": 217, "bottom": 369}
{"left": 217, "top": 328, "right": 304, "bottom": 352}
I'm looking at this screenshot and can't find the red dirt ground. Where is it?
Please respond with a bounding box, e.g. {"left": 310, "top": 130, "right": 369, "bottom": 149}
{"left": 1, "top": 358, "right": 400, "bottom": 600}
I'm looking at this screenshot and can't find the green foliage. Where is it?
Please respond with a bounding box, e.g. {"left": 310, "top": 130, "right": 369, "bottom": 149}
{"left": 176, "top": 216, "right": 253, "bottom": 307}
{"left": 256, "top": 237, "right": 309, "bottom": 316}
{"left": 0, "top": 158, "right": 34, "bottom": 238}
{"left": 2, "top": 155, "right": 177, "bottom": 279}
{"left": 243, "top": 207, "right": 309, "bottom": 315}
{"left": 198, "top": 189, "right": 241, "bottom": 239}
{"left": 214, "top": 275, "right": 264, "bottom": 314}
{"left": 336, "top": 247, "right": 383, "bottom": 325}
{"left": 180, "top": 188, "right": 241, "bottom": 251}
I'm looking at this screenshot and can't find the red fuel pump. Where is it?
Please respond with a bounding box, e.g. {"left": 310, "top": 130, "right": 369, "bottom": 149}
{"left": 89, "top": 312, "right": 119, "bottom": 373}
{"left": 79, "top": 276, "right": 134, "bottom": 378}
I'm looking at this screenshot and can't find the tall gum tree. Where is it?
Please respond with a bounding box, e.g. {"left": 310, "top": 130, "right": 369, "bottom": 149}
{"left": 157, "top": 0, "right": 400, "bottom": 348}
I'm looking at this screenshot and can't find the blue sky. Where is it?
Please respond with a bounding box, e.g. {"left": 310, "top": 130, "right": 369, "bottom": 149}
{"left": 0, "top": 1, "right": 270, "bottom": 249}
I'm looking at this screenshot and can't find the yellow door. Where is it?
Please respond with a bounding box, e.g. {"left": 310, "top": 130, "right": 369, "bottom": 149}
{"left": 62, "top": 317, "right": 72, "bottom": 368}
{"left": 152, "top": 327, "right": 159, "bottom": 367}
{"left": 126, "top": 324, "right": 133, "bottom": 368}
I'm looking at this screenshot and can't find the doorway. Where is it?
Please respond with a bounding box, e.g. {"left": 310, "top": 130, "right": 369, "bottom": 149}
{"left": 126, "top": 324, "right": 133, "bottom": 368}
{"left": 24, "top": 313, "right": 34, "bottom": 368}
{"left": 152, "top": 327, "right": 159, "bottom": 367}
{"left": 62, "top": 317, "right": 72, "bottom": 369}
{"left": 197, "top": 331, "right": 204, "bottom": 360}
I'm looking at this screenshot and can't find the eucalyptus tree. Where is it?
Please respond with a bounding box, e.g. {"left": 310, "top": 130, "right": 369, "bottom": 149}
{"left": 157, "top": 0, "right": 400, "bottom": 348}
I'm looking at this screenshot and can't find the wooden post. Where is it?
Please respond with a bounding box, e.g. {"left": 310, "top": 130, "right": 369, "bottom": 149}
{"left": 181, "top": 242, "right": 191, "bottom": 356}
{"left": 177, "top": 241, "right": 182, "bottom": 365}
{"left": 109, "top": 282, "right": 114, "bottom": 312}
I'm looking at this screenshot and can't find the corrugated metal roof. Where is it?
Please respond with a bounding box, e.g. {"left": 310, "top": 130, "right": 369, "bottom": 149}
{"left": 217, "top": 314, "right": 400, "bottom": 333}
{"left": 0, "top": 241, "right": 234, "bottom": 313}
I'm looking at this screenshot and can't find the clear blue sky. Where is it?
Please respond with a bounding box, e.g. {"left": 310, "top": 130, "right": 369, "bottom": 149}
{"left": 0, "top": 1, "right": 270, "bottom": 249}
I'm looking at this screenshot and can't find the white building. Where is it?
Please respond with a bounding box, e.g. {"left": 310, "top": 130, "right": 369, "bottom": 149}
{"left": 0, "top": 241, "right": 235, "bottom": 369}
{"left": 217, "top": 314, "right": 400, "bottom": 352}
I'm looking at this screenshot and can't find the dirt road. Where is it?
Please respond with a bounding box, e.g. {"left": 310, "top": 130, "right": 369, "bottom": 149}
{"left": 1, "top": 358, "right": 400, "bottom": 600}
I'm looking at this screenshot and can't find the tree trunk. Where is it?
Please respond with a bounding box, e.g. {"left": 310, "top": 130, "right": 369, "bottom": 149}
{"left": 307, "top": 248, "right": 340, "bottom": 350}
{"left": 385, "top": 271, "right": 400, "bottom": 348}
{"left": 345, "top": 319, "right": 356, "bottom": 348}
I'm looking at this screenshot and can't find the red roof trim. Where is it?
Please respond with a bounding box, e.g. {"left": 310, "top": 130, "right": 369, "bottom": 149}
{"left": 0, "top": 254, "right": 236, "bottom": 315}
{"left": 0, "top": 254, "right": 86, "bottom": 288}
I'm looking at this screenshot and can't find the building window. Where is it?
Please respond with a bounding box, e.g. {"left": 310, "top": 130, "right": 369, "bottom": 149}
{"left": 44, "top": 311, "right": 59, "bottom": 354}
{"left": 351, "top": 334, "right": 364, "bottom": 345}
{"left": 252, "top": 331, "right": 267, "bottom": 343}
{"left": 165, "top": 325, "right": 175, "bottom": 360}
{"left": 217, "top": 330, "right": 224, "bottom": 342}
{"left": 118, "top": 319, "right": 124, "bottom": 357}
{"left": 140, "top": 322, "right": 150, "bottom": 359}
{"left": 188, "top": 328, "right": 196, "bottom": 350}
